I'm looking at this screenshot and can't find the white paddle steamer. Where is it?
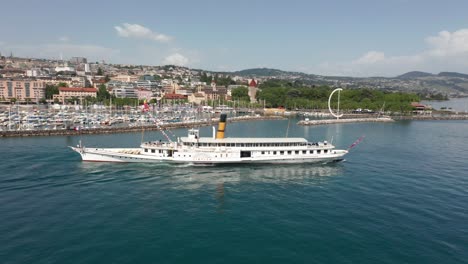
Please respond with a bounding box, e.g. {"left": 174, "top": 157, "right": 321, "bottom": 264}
{"left": 71, "top": 114, "right": 348, "bottom": 164}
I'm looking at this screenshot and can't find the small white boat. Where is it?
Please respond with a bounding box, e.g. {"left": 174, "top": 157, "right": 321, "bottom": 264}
{"left": 70, "top": 114, "right": 348, "bottom": 164}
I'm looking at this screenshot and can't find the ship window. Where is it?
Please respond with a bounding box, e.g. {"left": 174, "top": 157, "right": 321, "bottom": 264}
{"left": 302, "top": 150, "right": 306, "bottom": 154}
{"left": 287, "top": 151, "right": 292, "bottom": 155}
{"left": 324, "top": 150, "right": 328, "bottom": 153}
{"left": 295, "top": 151, "right": 299, "bottom": 154}
{"left": 240, "top": 151, "right": 251, "bottom": 158}
{"left": 151, "top": 149, "right": 155, "bottom": 153}
{"left": 273, "top": 151, "right": 277, "bottom": 155}
{"left": 310, "top": 150, "right": 314, "bottom": 154}
{"left": 280, "top": 151, "right": 284, "bottom": 155}
{"left": 261, "top": 151, "right": 265, "bottom": 155}
{"left": 144, "top": 149, "right": 148, "bottom": 152}
{"left": 317, "top": 150, "right": 321, "bottom": 154}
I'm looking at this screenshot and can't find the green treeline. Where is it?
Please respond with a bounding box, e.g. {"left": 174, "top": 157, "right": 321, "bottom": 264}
{"left": 200, "top": 73, "right": 236, "bottom": 87}
{"left": 255, "top": 79, "right": 420, "bottom": 112}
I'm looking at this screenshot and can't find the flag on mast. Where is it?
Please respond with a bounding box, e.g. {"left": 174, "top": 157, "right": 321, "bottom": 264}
{"left": 348, "top": 136, "right": 365, "bottom": 150}
{"left": 143, "top": 99, "right": 150, "bottom": 112}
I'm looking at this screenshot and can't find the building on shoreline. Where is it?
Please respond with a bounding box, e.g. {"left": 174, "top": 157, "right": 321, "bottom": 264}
{"left": 53, "top": 87, "right": 97, "bottom": 103}
{"left": 0, "top": 78, "right": 46, "bottom": 102}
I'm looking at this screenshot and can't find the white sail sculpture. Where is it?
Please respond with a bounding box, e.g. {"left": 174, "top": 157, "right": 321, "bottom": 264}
{"left": 328, "top": 88, "right": 344, "bottom": 119}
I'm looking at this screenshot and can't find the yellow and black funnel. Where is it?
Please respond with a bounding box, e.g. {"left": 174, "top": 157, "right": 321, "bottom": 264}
{"left": 216, "top": 114, "right": 227, "bottom": 139}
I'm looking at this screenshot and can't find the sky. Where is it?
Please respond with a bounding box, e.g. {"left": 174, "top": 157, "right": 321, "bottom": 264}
{"left": 1, "top": 0, "right": 468, "bottom": 77}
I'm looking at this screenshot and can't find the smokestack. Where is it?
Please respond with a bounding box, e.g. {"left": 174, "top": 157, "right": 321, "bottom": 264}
{"left": 216, "top": 114, "right": 227, "bottom": 139}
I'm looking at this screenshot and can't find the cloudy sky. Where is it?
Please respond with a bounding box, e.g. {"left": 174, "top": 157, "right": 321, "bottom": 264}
{"left": 1, "top": 0, "right": 468, "bottom": 77}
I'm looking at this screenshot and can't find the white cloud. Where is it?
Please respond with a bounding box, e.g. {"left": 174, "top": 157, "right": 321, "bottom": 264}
{"left": 115, "top": 23, "right": 172, "bottom": 42}
{"left": 353, "top": 51, "right": 385, "bottom": 64}
{"left": 426, "top": 29, "right": 468, "bottom": 57}
{"left": 163, "top": 53, "right": 189, "bottom": 66}
{"left": 315, "top": 28, "right": 468, "bottom": 77}
{"left": 58, "top": 36, "right": 70, "bottom": 42}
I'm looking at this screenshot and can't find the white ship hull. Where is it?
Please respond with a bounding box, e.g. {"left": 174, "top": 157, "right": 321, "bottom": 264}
{"left": 71, "top": 146, "right": 347, "bottom": 164}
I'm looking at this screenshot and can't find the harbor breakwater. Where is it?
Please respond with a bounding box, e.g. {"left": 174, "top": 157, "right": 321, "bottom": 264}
{"left": 297, "top": 114, "right": 468, "bottom": 126}
{"left": 0, "top": 116, "right": 284, "bottom": 138}
{"left": 298, "top": 117, "right": 394, "bottom": 126}
{"left": 392, "top": 114, "right": 468, "bottom": 120}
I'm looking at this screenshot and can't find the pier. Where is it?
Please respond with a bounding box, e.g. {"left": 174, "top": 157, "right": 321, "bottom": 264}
{"left": 298, "top": 117, "right": 394, "bottom": 126}
{"left": 0, "top": 115, "right": 284, "bottom": 138}
{"left": 392, "top": 114, "right": 468, "bottom": 120}
{"left": 298, "top": 113, "right": 468, "bottom": 126}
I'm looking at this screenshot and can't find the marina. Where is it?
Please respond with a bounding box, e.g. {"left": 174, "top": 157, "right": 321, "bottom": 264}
{"left": 0, "top": 113, "right": 282, "bottom": 137}
{"left": 0, "top": 103, "right": 275, "bottom": 137}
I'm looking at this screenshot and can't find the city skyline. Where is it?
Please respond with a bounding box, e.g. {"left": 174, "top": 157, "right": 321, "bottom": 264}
{"left": 1, "top": 0, "right": 468, "bottom": 77}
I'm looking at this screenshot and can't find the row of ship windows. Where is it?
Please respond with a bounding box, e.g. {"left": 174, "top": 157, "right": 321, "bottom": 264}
{"left": 144, "top": 149, "right": 162, "bottom": 153}
{"left": 261, "top": 150, "right": 328, "bottom": 155}
{"left": 143, "top": 149, "right": 329, "bottom": 155}
{"left": 182, "top": 142, "right": 320, "bottom": 147}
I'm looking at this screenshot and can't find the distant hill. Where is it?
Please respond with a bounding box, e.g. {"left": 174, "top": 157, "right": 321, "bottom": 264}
{"left": 216, "top": 67, "right": 468, "bottom": 97}
{"left": 438, "top": 72, "right": 468, "bottom": 79}
{"left": 232, "top": 68, "right": 306, "bottom": 77}
{"left": 397, "top": 71, "right": 434, "bottom": 79}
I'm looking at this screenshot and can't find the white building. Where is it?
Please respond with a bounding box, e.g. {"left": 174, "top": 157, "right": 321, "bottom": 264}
{"left": 55, "top": 66, "right": 75, "bottom": 72}
{"left": 112, "top": 86, "right": 138, "bottom": 98}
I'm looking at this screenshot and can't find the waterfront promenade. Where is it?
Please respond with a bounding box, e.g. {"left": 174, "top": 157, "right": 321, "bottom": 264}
{"left": 298, "top": 117, "right": 394, "bottom": 126}
{"left": 296, "top": 109, "right": 468, "bottom": 126}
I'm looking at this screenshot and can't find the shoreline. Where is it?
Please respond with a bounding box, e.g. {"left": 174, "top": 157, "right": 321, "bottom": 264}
{"left": 2, "top": 113, "right": 468, "bottom": 137}
{"left": 298, "top": 117, "right": 394, "bottom": 126}
{"left": 392, "top": 115, "right": 468, "bottom": 120}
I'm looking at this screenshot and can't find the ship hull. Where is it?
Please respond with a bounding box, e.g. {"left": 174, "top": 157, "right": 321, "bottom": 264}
{"left": 71, "top": 147, "right": 347, "bottom": 164}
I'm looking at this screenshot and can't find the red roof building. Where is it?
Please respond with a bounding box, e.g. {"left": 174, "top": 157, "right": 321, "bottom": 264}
{"left": 411, "top": 102, "right": 429, "bottom": 110}
{"left": 54, "top": 87, "right": 98, "bottom": 103}
{"left": 58, "top": 87, "right": 97, "bottom": 93}
{"left": 164, "top": 93, "right": 187, "bottom": 100}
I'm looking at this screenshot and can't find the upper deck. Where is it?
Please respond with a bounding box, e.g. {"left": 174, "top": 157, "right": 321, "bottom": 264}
{"left": 180, "top": 136, "right": 308, "bottom": 144}
{"left": 141, "top": 136, "right": 333, "bottom": 150}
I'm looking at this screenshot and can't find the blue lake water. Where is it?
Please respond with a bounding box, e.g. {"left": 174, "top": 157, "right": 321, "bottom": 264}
{"left": 422, "top": 97, "right": 468, "bottom": 112}
{"left": 1, "top": 118, "right": 468, "bottom": 263}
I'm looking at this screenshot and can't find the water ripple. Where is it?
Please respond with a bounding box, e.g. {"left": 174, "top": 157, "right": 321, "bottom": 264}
{"left": 1, "top": 120, "right": 468, "bottom": 263}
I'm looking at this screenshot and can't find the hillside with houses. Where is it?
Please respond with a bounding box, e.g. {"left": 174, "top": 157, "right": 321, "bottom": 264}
{"left": 1, "top": 54, "right": 466, "bottom": 107}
